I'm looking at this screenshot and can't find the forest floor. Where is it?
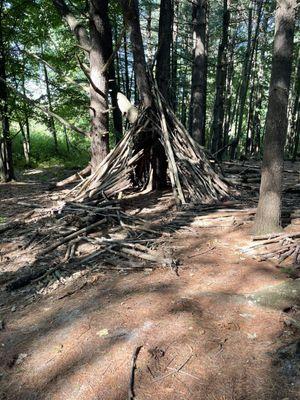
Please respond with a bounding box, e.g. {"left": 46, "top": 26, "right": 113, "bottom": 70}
{"left": 1, "top": 163, "right": 300, "bottom": 400}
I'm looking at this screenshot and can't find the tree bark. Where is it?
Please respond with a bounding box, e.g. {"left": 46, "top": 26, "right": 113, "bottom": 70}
{"left": 120, "top": 0, "right": 152, "bottom": 108}
{"left": 156, "top": 0, "right": 173, "bottom": 103}
{"left": 0, "top": 1, "right": 14, "bottom": 182}
{"left": 53, "top": 0, "right": 111, "bottom": 170}
{"left": 253, "top": 0, "right": 296, "bottom": 235}
{"left": 43, "top": 63, "right": 59, "bottom": 153}
{"left": 211, "top": 0, "right": 230, "bottom": 158}
{"left": 190, "top": 0, "right": 208, "bottom": 146}
{"left": 290, "top": 50, "right": 299, "bottom": 160}
{"left": 234, "top": 0, "right": 263, "bottom": 157}
{"left": 171, "top": 0, "right": 179, "bottom": 112}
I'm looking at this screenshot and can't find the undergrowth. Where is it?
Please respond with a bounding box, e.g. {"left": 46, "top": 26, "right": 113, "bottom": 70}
{"left": 12, "top": 127, "right": 90, "bottom": 170}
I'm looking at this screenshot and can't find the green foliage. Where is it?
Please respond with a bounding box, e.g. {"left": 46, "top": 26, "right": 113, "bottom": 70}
{"left": 12, "top": 124, "right": 90, "bottom": 170}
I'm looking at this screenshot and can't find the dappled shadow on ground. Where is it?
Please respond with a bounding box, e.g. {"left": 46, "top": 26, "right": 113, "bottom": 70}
{"left": 1, "top": 166, "right": 300, "bottom": 399}
{"left": 1, "top": 257, "right": 298, "bottom": 400}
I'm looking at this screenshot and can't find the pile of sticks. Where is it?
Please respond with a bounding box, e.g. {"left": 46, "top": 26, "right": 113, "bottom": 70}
{"left": 241, "top": 232, "right": 300, "bottom": 266}
{"left": 70, "top": 84, "right": 231, "bottom": 205}
{"left": 43, "top": 201, "right": 175, "bottom": 269}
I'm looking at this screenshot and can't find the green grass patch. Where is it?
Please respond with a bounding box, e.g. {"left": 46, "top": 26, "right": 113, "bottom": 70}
{"left": 12, "top": 126, "right": 90, "bottom": 170}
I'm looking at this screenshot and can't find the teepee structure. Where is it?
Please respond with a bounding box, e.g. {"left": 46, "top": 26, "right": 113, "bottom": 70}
{"left": 69, "top": 83, "right": 231, "bottom": 206}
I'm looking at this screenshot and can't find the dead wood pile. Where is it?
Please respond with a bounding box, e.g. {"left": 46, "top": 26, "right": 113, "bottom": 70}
{"left": 241, "top": 231, "right": 300, "bottom": 267}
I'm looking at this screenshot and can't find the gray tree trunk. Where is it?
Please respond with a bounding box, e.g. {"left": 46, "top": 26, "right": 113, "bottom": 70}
{"left": 43, "top": 63, "right": 59, "bottom": 153}
{"left": 211, "top": 0, "right": 230, "bottom": 158}
{"left": 0, "top": 1, "right": 14, "bottom": 182}
{"left": 120, "top": 0, "right": 152, "bottom": 108}
{"left": 53, "top": 0, "right": 111, "bottom": 170}
{"left": 156, "top": 0, "right": 173, "bottom": 103}
{"left": 190, "top": 0, "right": 208, "bottom": 146}
{"left": 253, "top": 0, "right": 296, "bottom": 235}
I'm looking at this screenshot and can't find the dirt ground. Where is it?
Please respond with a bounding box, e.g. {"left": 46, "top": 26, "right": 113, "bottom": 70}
{"left": 1, "top": 165, "right": 300, "bottom": 400}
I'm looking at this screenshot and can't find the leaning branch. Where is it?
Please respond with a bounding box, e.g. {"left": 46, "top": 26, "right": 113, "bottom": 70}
{"left": 1, "top": 77, "right": 88, "bottom": 137}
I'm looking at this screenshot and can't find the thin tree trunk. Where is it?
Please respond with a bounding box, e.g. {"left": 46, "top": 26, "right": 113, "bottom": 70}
{"left": 146, "top": 2, "right": 153, "bottom": 67}
{"left": 64, "top": 126, "right": 70, "bottom": 153}
{"left": 108, "top": 18, "right": 123, "bottom": 143}
{"left": 253, "top": 0, "right": 296, "bottom": 235}
{"left": 211, "top": 0, "right": 230, "bottom": 158}
{"left": 290, "top": 50, "right": 299, "bottom": 160}
{"left": 43, "top": 63, "right": 59, "bottom": 153}
{"left": 19, "top": 122, "right": 30, "bottom": 165}
{"left": 0, "top": 1, "right": 14, "bottom": 182}
{"left": 235, "top": 0, "right": 263, "bottom": 157}
{"left": 123, "top": 15, "right": 131, "bottom": 99}
{"left": 171, "top": 0, "right": 179, "bottom": 111}
{"left": 120, "top": 0, "right": 152, "bottom": 108}
{"left": 21, "top": 76, "right": 31, "bottom": 165}
{"left": 190, "top": 0, "right": 208, "bottom": 146}
{"left": 156, "top": 0, "right": 173, "bottom": 103}
{"left": 223, "top": 30, "right": 236, "bottom": 151}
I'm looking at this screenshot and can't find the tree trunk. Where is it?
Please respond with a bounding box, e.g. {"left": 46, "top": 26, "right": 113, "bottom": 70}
{"left": 146, "top": 2, "right": 153, "bottom": 67}
{"left": 0, "top": 2, "right": 14, "bottom": 182}
{"left": 290, "top": 51, "right": 299, "bottom": 161}
{"left": 190, "top": 0, "right": 208, "bottom": 146}
{"left": 120, "top": 0, "right": 152, "bottom": 108}
{"left": 234, "top": 0, "right": 263, "bottom": 157}
{"left": 156, "top": 0, "right": 173, "bottom": 103}
{"left": 123, "top": 16, "right": 131, "bottom": 99}
{"left": 43, "top": 63, "right": 59, "bottom": 153}
{"left": 108, "top": 20, "right": 123, "bottom": 143}
{"left": 171, "top": 0, "right": 179, "bottom": 111}
{"left": 53, "top": 0, "right": 111, "bottom": 170}
{"left": 88, "top": 0, "right": 112, "bottom": 170}
{"left": 223, "top": 30, "right": 236, "bottom": 152}
{"left": 253, "top": 0, "right": 296, "bottom": 235}
{"left": 211, "top": 0, "right": 230, "bottom": 158}
{"left": 19, "top": 122, "right": 30, "bottom": 165}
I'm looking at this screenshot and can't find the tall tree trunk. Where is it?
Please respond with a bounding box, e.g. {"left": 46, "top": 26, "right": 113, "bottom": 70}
{"left": 146, "top": 1, "right": 153, "bottom": 67}
{"left": 120, "top": 0, "right": 152, "bottom": 108}
{"left": 123, "top": 15, "right": 131, "bottom": 99}
{"left": 156, "top": 0, "right": 173, "bottom": 103}
{"left": 211, "top": 0, "right": 230, "bottom": 158}
{"left": 223, "top": 30, "right": 236, "bottom": 151}
{"left": 19, "top": 122, "right": 30, "bottom": 165}
{"left": 290, "top": 50, "right": 299, "bottom": 160}
{"left": 88, "top": 0, "right": 111, "bottom": 170}
{"left": 234, "top": 0, "right": 263, "bottom": 157}
{"left": 190, "top": 0, "right": 208, "bottom": 146}
{"left": 108, "top": 18, "right": 123, "bottom": 143}
{"left": 53, "top": 0, "right": 111, "bottom": 170}
{"left": 0, "top": 2, "right": 14, "bottom": 182}
{"left": 171, "top": 0, "right": 179, "bottom": 111}
{"left": 20, "top": 76, "right": 31, "bottom": 166}
{"left": 253, "top": 0, "right": 296, "bottom": 235}
{"left": 43, "top": 63, "right": 58, "bottom": 153}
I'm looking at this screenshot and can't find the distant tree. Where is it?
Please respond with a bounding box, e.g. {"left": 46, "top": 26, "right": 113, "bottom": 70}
{"left": 190, "top": 0, "right": 208, "bottom": 146}
{"left": 253, "top": 0, "right": 296, "bottom": 235}
{"left": 156, "top": 0, "right": 173, "bottom": 103}
{"left": 211, "top": 0, "right": 230, "bottom": 158}
{"left": 120, "top": 0, "right": 152, "bottom": 108}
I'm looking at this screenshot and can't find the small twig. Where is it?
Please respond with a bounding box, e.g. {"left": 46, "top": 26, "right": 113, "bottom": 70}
{"left": 153, "top": 354, "right": 193, "bottom": 382}
{"left": 128, "top": 345, "right": 143, "bottom": 400}
{"left": 188, "top": 246, "right": 216, "bottom": 259}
